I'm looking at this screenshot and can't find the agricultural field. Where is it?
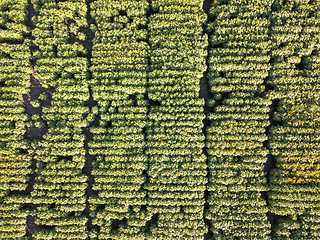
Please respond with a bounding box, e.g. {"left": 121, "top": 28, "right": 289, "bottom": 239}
{"left": 0, "top": 0, "right": 319, "bottom": 239}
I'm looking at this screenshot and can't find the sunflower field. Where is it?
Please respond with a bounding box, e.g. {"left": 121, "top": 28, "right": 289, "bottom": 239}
{"left": 0, "top": 0, "right": 319, "bottom": 239}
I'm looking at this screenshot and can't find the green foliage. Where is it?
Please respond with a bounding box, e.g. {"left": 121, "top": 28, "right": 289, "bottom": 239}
{"left": 205, "top": 0, "right": 272, "bottom": 239}
{"left": 29, "top": 0, "right": 90, "bottom": 238}
{"left": 0, "top": 5, "right": 31, "bottom": 236}
{"left": 1, "top": 0, "right": 320, "bottom": 239}
{"left": 30, "top": 99, "right": 41, "bottom": 108}
{"left": 145, "top": 1, "right": 207, "bottom": 239}
{"left": 267, "top": 0, "right": 320, "bottom": 239}
{"left": 89, "top": 0, "right": 150, "bottom": 238}
{"left": 0, "top": 0, "right": 29, "bottom": 41}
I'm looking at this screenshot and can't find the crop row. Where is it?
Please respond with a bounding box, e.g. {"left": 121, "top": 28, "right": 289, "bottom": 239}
{"left": 30, "top": 0, "right": 89, "bottom": 239}
{"left": 0, "top": 0, "right": 31, "bottom": 239}
{"left": 205, "top": 0, "right": 271, "bottom": 239}
{"left": 88, "top": 0, "right": 150, "bottom": 239}
{"left": 268, "top": 0, "right": 320, "bottom": 238}
{"left": 146, "top": 1, "right": 207, "bottom": 239}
